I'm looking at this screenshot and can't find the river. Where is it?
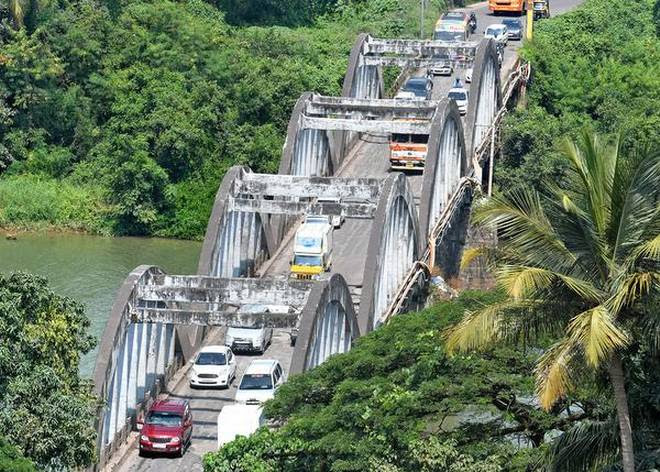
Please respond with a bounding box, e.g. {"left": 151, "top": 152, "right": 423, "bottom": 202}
{"left": 0, "top": 232, "right": 201, "bottom": 377}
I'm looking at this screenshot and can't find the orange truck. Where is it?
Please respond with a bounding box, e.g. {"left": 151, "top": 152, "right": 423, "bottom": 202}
{"left": 389, "top": 126, "right": 429, "bottom": 171}
{"left": 489, "top": 0, "right": 526, "bottom": 14}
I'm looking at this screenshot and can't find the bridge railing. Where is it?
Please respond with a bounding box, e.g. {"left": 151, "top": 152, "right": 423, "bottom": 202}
{"left": 380, "top": 60, "right": 530, "bottom": 323}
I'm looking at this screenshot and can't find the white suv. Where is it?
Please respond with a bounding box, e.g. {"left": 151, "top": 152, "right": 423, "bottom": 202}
{"left": 234, "top": 359, "right": 284, "bottom": 405}
{"left": 225, "top": 321, "right": 273, "bottom": 354}
{"left": 189, "top": 345, "right": 236, "bottom": 389}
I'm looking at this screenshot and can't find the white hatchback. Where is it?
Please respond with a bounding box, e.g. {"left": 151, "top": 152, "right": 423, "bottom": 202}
{"left": 189, "top": 345, "right": 236, "bottom": 389}
{"left": 234, "top": 359, "right": 284, "bottom": 405}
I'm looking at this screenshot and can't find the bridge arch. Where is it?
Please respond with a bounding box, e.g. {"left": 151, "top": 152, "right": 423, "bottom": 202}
{"left": 290, "top": 273, "right": 359, "bottom": 374}
{"left": 358, "top": 173, "right": 421, "bottom": 334}
{"left": 342, "top": 33, "right": 384, "bottom": 100}
{"left": 419, "top": 98, "right": 468, "bottom": 240}
{"left": 280, "top": 92, "right": 337, "bottom": 177}
{"left": 197, "top": 166, "right": 274, "bottom": 277}
{"left": 465, "top": 39, "right": 502, "bottom": 177}
{"left": 92, "top": 265, "right": 180, "bottom": 463}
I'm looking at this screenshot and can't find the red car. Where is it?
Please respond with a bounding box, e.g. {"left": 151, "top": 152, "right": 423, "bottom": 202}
{"left": 138, "top": 399, "right": 193, "bottom": 457}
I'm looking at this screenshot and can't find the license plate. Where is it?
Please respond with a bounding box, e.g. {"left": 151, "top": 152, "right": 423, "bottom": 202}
{"left": 153, "top": 443, "right": 166, "bottom": 449}
{"left": 406, "top": 162, "right": 414, "bottom": 168}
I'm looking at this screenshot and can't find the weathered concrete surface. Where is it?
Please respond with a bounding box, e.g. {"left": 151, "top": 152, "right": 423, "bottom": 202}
{"left": 237, "top": 173, "right": 382, "bottom": 199}
{"left": 307, "top": 95, "right": 439, "bottom": 116}
{"left": 131, "top": 308, "right": 300, "bottom": 328}
{"left": 302, "top": 115, "right": 432, "bottom": 134}
{"left": 229, "top": 198, "right": 377, "bottom": 218}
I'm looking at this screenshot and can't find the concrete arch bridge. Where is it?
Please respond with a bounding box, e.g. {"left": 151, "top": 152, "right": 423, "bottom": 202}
{"left": 91, "top": 33, "right": 530, "bottom": 469}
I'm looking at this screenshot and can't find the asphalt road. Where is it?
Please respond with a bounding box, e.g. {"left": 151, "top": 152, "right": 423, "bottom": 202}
{"left": 110, "top": 0, "right": 583, "bottom": 470}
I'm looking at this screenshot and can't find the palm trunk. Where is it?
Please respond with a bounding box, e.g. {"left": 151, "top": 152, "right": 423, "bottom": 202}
{"left": 608, "top": 352, "right": 635, "bottom": 472}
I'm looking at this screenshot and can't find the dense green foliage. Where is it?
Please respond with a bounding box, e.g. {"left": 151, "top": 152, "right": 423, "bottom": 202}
{"left": 203, "top": 291, "right": 616, "bottom": 472}
{"left": 0, "top": 437, "right": 36, "bottom": 472}
{"left": 497, "top": 0, "right": 660, "bottom": 194}
{"left": 0, "top": 0, "right": 444, "bottom": 238}
{"left": 0, "top": 272, "right": 98, "bottom": 469}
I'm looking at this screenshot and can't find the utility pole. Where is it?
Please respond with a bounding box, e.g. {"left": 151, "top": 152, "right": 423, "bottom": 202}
{"left": 526, "top": 0, "right": 534, "bottom": 39}
{"left": 420, "top": 0, "right": 425, "bottom": 39}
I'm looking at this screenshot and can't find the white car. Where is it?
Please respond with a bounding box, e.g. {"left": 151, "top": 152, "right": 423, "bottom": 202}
{"left": 448, "top": 87, "right": 469, "bottom": 115}
{"left": 217, "top": 404, "right": 266, "bottom": 448}
{"left": 394, "top": 90, "right": 416, "bottom": 100}
{"left": 465, "top": 66, "right": 473, "bottom": 83}
{"left": 317, "top": 198, "right": 344, "bottom": 228}
{"left": 235, "top": 359, "right": 284, "bottom": 405}
{"left": 225, "top": 318, "right": 273, "bottom": 354}
{"left": 189, "top": 345, "right": 236, "bottom": 389}
{"left": 484, "top": 24, "right": 508, "bottom": 46}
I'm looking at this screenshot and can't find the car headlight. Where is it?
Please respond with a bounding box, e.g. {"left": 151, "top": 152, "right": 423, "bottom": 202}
{"left": 225, "top": 336, "right": 234, "bottom": 344}
{"left": 140, "top": 435, "right": 149, "bottom": 441}
{"left": 253, "top": 338, "right": 263, "bottom": 346}
{"left": 170, "top": 437, "right": 181, "bottom": 444}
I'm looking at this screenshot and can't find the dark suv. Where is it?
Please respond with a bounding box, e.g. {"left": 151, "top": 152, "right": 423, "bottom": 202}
{"left": 138, "top": 399, "right": 193, "bottom": 457}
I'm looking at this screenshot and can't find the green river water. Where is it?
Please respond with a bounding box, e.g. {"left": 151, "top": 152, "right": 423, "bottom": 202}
{"left": 0, "top": 232, "right": 201, "bottom": 377}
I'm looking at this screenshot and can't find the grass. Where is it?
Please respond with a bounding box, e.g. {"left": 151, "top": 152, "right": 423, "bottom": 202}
{"left": 0, "top": 175, "right": 112, "bottom": 234}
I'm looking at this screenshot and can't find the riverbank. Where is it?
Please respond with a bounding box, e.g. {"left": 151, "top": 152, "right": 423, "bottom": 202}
{"left": 0, "top": 232, "right": 202, "bottom": 376}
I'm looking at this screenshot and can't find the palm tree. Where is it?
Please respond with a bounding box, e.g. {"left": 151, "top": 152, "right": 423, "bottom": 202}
{"left": 4, "top": 0, "right": 30, "bottom": 29}
{"left": 445, "top": 130, "right": 659, "bottom": 472}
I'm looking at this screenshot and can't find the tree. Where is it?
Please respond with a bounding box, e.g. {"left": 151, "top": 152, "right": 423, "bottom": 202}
{"left": 0, "top": 436, "right": 36, "bottom": 472}
{"left": 446, "top": 131, "right": 659, "bottom": 472}
{"left": 0, "top": 272, "right": 98, "bottom": 469}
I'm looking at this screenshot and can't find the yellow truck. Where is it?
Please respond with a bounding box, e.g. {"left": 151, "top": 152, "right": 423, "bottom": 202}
{"left": 290, "top": 216, "right": 333, "bottom": 280}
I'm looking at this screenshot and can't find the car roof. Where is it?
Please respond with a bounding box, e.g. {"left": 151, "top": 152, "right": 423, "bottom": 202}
{"left": 244, "top": 359, "right": 279, "bottom": 375}
{"left": 150, "top": 399, "right": 187, "bottom": 413}
{"left": 199, "top": 345, "right": 230, "bottom": 354}
{"left": 449, "top": 87, "right": 468, "bottom": 93}
{"left": 406, "top": 77, "right": 430, "bottom": 85}
{"left": 487, "top": 23, "right": 507, "bottom": 29}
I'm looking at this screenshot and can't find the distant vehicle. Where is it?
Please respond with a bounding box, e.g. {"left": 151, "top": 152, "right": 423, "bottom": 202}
{"left": 428, "top": 54, "right": 454, "bottom": 76}
{"left": 290, "top": 216, "right": 333, "bottom": 280}
{"left": 448, "top": 80, "right": 469, "bottom": 115}
{"left": 468, "top": 12, "right": 477, "bottom": 33}
{"left": 502, "top": 19, "right": 523, "bottom": 40}
{"left": 225, "top": 322, "right": 273, "bottom": 354}
{"left": 389, "top": 127, "right": 428, "bottom": 170}
{"left": 533, "top": 0, "right": 550, "bottom": 19}
{"left": 235, "top": 359, "right": 284, "bottom": 405}
{"left": 441, "top": 11, "right": 468, "bottom": 22}
{"left": 484, "top": 24, "right": 508, "bottom": 46}
{"left": 465, "top": 66, "right": 473, "bottom": 83}
{"left": 189, "top": 345, "right": 236, "bottom": 389}
{"left": 317, "top": 196, "right": 344, "bottom": 228}
{"left": 489, "top": 0, "right": 525, "bottom": 15}
{"left": 217, "top": 404, "right": 266, "bottom": 448}
{"left": 138, "top": 399, "right": 192, "bottom": 457}
{"left": 400, "top": 77, "right": 433, "bottom": 100}
{"left": 433, "top": 14, "right": 470, "bottom": 42}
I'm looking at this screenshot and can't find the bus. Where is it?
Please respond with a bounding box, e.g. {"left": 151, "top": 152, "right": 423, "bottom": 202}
{"left": 489, "top": 0, "right": 526, "bottom": 15}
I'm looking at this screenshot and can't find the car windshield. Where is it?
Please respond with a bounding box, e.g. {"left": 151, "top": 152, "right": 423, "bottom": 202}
{"left": 402, "top": 80, "right": 427, "bottom": 94}
{"left": 146, "top": 411, "right": 182, "bottom": 427}
{"left": 196, "top": 352, "right": 226, "bottom": 365}
{"left": 239, "top": 374, "right": 273, "bottom": 390}
{"left": 433, "top": 30, "right": 464, "bottom": 41}
{"left": 485, "top": 27, "right": 502, "bottom": 36}
{"left": 294, "top": 255, "right": 322, "bottom": 266}
{"left": 448, "top": 91, "right": 467, "bottom": 101}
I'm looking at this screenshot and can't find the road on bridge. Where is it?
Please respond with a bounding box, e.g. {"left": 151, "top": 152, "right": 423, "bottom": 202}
{"left": 109, "top": 0, "right": 581, "bottom": 470}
